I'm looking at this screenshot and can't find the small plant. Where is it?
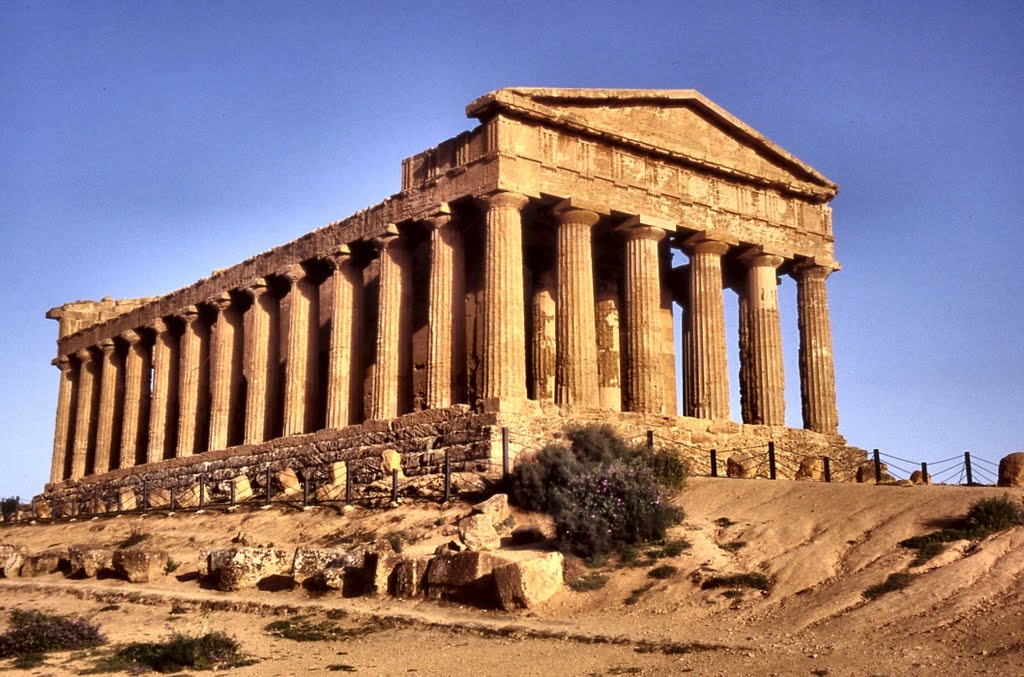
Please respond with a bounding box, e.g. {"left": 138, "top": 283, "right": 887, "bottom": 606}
{"left": 164, "top": 558, "right": 181, "bottom": 575}
{"left": 721, "top": 541, "right": 746, "bottom": 552}
{"left": 384, "top": 530, "right": 411, "bottom": 554}
{"left": 721, "top": 589, "right": 743, "bottom": 599}
{"left": 625, "top": 583, "right": 655, "bottom": 605}
{"left": 264, "top": 616, "right": 366, "bottom": 642}
{"left": 864, "top": 572, "right": 915, "bottom": 600}
{"left": 701, "top": 572, "right": 772, "bottom": 592}
{"left": 92, "top": 631, "right": 251, "bottom": 673}
{"left": 661, "top": 539, "right": 690, "bottom": 557}
{"left": 168, "top": 604, "right": 188, "bottom": 616}
{"left": 965, "top": 494, "right": 1024, "bottom": 533}
{"left": 647, "top": 565, "right": 678, "bottom": 580}
{"left": 116, "top": 531, "right": 150, "bottom": 549}
{"left": 569, "top": 573, "right": 609, "bottom": 592}
{"left": 97, "top": 605, "right": 120, "bottom": 613}
{"left": 0, "top": 609, "right": 104, "bottom": 664}
{"left": 714, "top": 517, "right": 736, "bottom": 528}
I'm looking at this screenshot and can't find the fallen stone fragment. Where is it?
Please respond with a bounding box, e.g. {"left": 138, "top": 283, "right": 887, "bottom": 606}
{"left": 20, "top": 550, "right": 65, "bottom": 577}
{"left": 856, "top": 461, "right": 893, "bottom": 483}
{"left": 998, "top": 452, "right": 1024, "bottom": 487}
{"left": 113, "top": 548, "right": 169, "bottom": 583}
{"left": 231, "top": 475, "right": 254, "bottom": 502}
{"left": 795, "top": 456, "right": 825, "bottom": 481}
{"left": 493, "top": 552, "right": 564, "bottom": 610}
{"left": 426, "top": 550, "right": 500, "bottom": 602}
{"left": 0, "top": 544, "right": 27, "bottom": 577}
{"left": 727, "top": 453, "right": 759, "bottom": 479}
{"left": 291, "top": 546, "right": 365, "bottom": 584}
{"left": 274, "top": 468, "right": 303, "bottom": 497}
{"left": 204, "top": 547, "right": 292, "bottom": 591}
{"left": 472, "top": 494, "right": 512, "bottom": 530}
{"left": 910, "top": 470, "right": 931, "bottom": 485}
{"left": 459, "top": 513, "right": 501, "bottom": 551}
{"left": 393, "top": 556, "right": 431, "bottom": 598}
{"left": 68, "top": 545, "right": 115, "bottom": 578}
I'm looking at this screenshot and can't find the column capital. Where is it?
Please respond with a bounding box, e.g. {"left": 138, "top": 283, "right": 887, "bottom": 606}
{"left": 371, "top": 224, "right": 402, "bottom": 252}
{"left": 175, "top": 305, "right": 200, "bottom": 324}
{"left": 148, "top": 317, "right": 169, "bottom": 334}
{"left": 242, "top": 278, "right": 269, "bottom": 299}
{"left": 75, "top": 348, "right": 94, "bottom": 363}
{"left": 98, "top": 338, "right": 116, "bottom": 354}
{"left": 617, "top": 214, "right": 672, "bottom": 242}
{"left": 423, "top": 203, "right": 452, "bottom": 230}
{"left": 480, "top": 190, "right": 529, "bottom": 212}
{"left": 120, "top": 329, "right": 142, "bottom": 345}
{"left": 207, "top": 291, "right": 233, "bottom": 311}
{"left": 277, "top": 264, "right": 307, "bottom": 286}
{"left": 742, "top": 252, "right": 786, "bottom": 269}
{"left": 321, "top": 245, "right": 352, "bottom": 270}
{"left": 791, "top": 258, "right": 840, "bottom": 280}
{"left": 552, "top": 200, "right": 602, "bottom": 228}
{"left": 682, "top": 231, "right": 735, "bottom": 256}
{"left": 52, "top": 355, "right": 71, "bottom": 370}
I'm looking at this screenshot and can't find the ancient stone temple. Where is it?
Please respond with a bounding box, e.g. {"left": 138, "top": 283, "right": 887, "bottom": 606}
{"left": 42, "top": 88, "right": 855, "bottom": 505}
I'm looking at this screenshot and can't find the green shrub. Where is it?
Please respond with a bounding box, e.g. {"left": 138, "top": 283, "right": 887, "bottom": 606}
{"left": 0, "top": 609, "right": 104, "bottom": 660}
{"left": 94, "top": 631, "right": 250, "bottom": 673}
{"left": 701, "top": 572, "right": 772, "bottom": 592}
{"left": 509, "top": 424, "right": 684, "bottom": 559}
{"left": 864, "top": 572, "right": 915, "bottom": 600}
{"left": 625, "top": 583, "right": 654, "bottom": 605}
{"left": 647, "top": 565, "right": 678, "bottom": 580}
{"left": 965, "top": 494, "right": 1024, "bottom": 533}
{"left": 721, "top": 541, "right": 746, "bottom": 552}
{"left": 116, "top": 531, "right": 150, "bottom": 549}
{"left": 661, "top": 539, "right": 691, "bottom": 557}
{"left": 569, "top": 573, "right": 609, "bottom": 592}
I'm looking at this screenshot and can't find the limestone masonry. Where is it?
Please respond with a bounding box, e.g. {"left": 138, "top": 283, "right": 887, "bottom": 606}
{"left": 42, "top": 88, "right": 856, "bottom": 506}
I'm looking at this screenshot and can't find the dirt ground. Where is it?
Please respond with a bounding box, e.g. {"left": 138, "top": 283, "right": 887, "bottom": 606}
{"left": 1, "top": 477, "right": 1023, "bottom": 676}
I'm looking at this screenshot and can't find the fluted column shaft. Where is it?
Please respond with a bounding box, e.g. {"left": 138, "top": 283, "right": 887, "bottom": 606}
{"left": 426, "top": 212, "right": 466, "bottom": 409}
{"left": 208, "top": 293, "right": 237, "bottom": 450}
{"left": 92, "top": 339, "right": 119, "bottom": 474}
{"left": 280, "top": 266, "right": 318, "bottom": 436}
{"left": 119, "top": 330, "right": 150, "bottom": 469}
{"left": 243, "top": 281, "right": 274, "bottom": 443}
{"left": 554, "top": 206, "right": 600, "bottom": 408}
{"left": 746, "top": 254, "right": 786, "bottom": 425}
{"left": 325, "top": 250, "right": 363, "bottom": 427}
{"left": 684, "top": 240, "right": 731, "bottom": 419}
{"left": 480, "top": 192, "right": 530, "bottom": 401}
{"left": 370, "top": 233, "right": 410, "bottom": 420}
{"left": 71, "top": 349, "right": 97, "bottom": 479}
{"left": 176, "top": 306, "right": 202, "bottom": 457}
{"left": 736, "top": 286, "right": 753, "bottom": 424}
{"left": 49, "top": 357, "right": 76, "bottom": 484}
{"left": 147, "top": 319, "right": 174, "bottom": 463}
{"left": 530, "top": 270, "right": 556, "bottom": 402}
{"left": 795, "top": 264, "right": 839, "bottom": 433}
{"left": 619, "top": 222, "right": 667, "bottom": 414}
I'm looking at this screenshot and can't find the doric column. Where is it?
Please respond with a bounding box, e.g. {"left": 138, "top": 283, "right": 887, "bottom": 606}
{"left": 176, "top": 306, "right": 202, "bottom": 457}
{"left": 794, "top": 263, "right": 839, "bottom": 434}
{"left": 92, "top": 338, "right": 119, "bottom": 475}
{"left": 243, "top": 279, "right": 274, "bottom": 443}
{"left": 553, "top": 202, "right": 601, "bottom": 409}
{"left": 71, "top": 348, "right": 97, "bottom": 479}
{"left": 530, "top": 269, "right": 556, "bottom": 402}
{"left": 49, "top": 356, "right": 76, "bottom": 484}
{"left": 369, "top": 229, "right": 411, "bottom": 420}
{"left": 280, "top": 264, "right": 318, "bottom": 436}
{"left": 617, "top": 217, "right": 668, "bottom": 414}
{"left": 733, "top": 282, "right": 754, "bottom": 424}
{"left": 207, "top": 292, "right": 237, "bottom": 451}
{"left": 426, "top": 207, "right": 466, "bottom": 409}
{"left": 119, "top": 330, "right": 150, "bottom": 469}
{"left": 324, "top": 247, "right": 363, "bottom": 428}
{"left": 683, "top": 237, "right": 731, "bottom": 420}
{"left": 745, "top": 254, "right": 786, "bottom": 425}
{"left": 480, "top": 191, "right": 530, "bottom": 402}
{"left": 147, "top": 319, "right": 175, "bottom": 463}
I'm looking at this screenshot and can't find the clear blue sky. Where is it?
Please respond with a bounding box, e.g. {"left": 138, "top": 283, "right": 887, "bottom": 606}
{"left": 2, "top": 1, "right": 1021, "bottom": 497}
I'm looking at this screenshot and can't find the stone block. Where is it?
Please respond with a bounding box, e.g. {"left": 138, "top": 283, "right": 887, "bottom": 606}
{"left": 459, "top": 514, "right": 501, "bottom": 551}
{"left": 113, "top": 548, "right": 168, "bottom": 583}
{"left": 493, "top": 552, "right": 564, "bottom": 610}
{"left": 426, "top": 550, "right": 499, "bottom": 588}
{"left": 274, "top": 468, "right": 303, "bottom": 497}
{"left": 315, "top": 480, "right": 347, "bottom": 503}
{"left": 795, "top": 456, "right": 825, "bottom": 481}
{"left": 366, "top": 551, "right": 403, "bottom": 596}
{"left": 998, "top": 452, "right": 1024, "bottom": 487}
{"left": 204, "top": 547, "right": 292, "bottom": 591}
{"left": 0, "top": 544, "right": 27, "bottom": 577}
{"left": 31, "top": 498, "right": 52, "bottom": 520}
{"left": 68, "top": 545, "right": 115, "bottom": 578}
{"left": 381, "top": 449, "right": 404, "bottom": 478}
{"left": 176, "top": 482, "right": 203, "bottom": 508}
{"left": 727, "top": 452, "right": 760, "bottom": 479}
{"left": 327, "top": 461, "right": 348, "bottom": 485}
{"left": 88, "top": 497, "right": 108, "bottom": 515}
{"left": 291, "top": 546, "right": 363, "bottom": 584}
{"left": 393, "top": 556, "right": 431, "bottom": 598}
{"left": 20, "top": 550, "right": 64, "bottom": 577}
{"left": 471, "top": 493, "right": 512, "bottom": 529}
{"left": 117, "top": 488, "right": 137, "bottom": 512}
{"left": 856, "top": 461, "right": 893, "bottom": 483}
{"left": 147, "top": 487, "right": 171, "bottom": 509}
{"left": 231, "top": 475, "right": 253, "bottom": 502}
{"left": 910, "top": 470, "right": 931, "bottom": 485}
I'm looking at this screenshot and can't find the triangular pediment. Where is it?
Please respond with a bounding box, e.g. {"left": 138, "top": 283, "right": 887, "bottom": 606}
{"left": 467, "top": 88, "right": 836, "bottom": 199}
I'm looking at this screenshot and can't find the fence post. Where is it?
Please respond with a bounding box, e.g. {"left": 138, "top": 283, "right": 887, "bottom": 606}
{"left": 920, "top": 461, "right": 929, "bottom": 485}
{"left": 646, "top": 430, "right": 654, "bottom": 449}
{"left": 142, "top": 482, "right": 148, "bottom": 514}
{"left": 710, "top": 449, "right": 718, "bottom": 478}
{"left": 768, "top": 441, "right": 777, "bottom": 480}
{"left": 823, "top": 457, "right": 832, "bottom": 483}
{"left": 303, "top": 475, "right": 310, "bottom": 507}
{"left": 345, "top": 460, "right": 352, "bottom": 505}
{"left": 501, "top": 426, "right": 510, "bottom": 484}
{"left": 391, "top": 469, "right": 399, "bottom": 503}
{"left": 964, "top": 451, "right": 973, "bottom": 485}
{"left": 443, "top": 449, "right": 451, "bottom": 504}
{"left": 873, "top": 449, "right": 882, "bottom": 484}
{"left": 198, "top": 475, "right": 205, "bottom": 510}
{"left": 230, "top": 478, "right": 236, "bottom": 506}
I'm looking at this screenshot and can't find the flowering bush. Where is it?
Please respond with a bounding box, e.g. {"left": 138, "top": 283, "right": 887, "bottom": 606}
{"left": 0, "top": 609, "right": 104, "bottom": 659}
{"left": 510, "top": 424, "right": 685, "bottom": 558}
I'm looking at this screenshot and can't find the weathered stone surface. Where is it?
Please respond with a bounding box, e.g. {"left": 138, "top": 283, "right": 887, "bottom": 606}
{"left": 856, "top": 461, "right": 893, "bottom": 483}
{"left": 727, "top": 452, "right": 760, "bottom": 479}
{"left": 459, "top": 514, "right": 501, "bottom": 551}
{"left": 315, "top": 566, "right": 348, "bottom": 590}
{"left": 274, "top": 468, "right": 303, "bottom": 497}
{"left": 117, "top": 488, "right": 137, "bottom": 511}
{"left": 20, "top": 550, "right": 64, "bottom": 577}
{"left": 393, "top": 556, "right": 431, "bottom": 598}
{"left": 113, "top": 548, "right": 168, "bottom": 583}
{"left": 426, "top": 550, "right": 499, "bottom": 589}
{"left": 315, "top": 480, "right": 347, "bottom": 502}
{"left": 231, "top": 475, "right": 253, "bottom": 502}
{"left": 795, "top": 456, "right": 825, "bottom": 481}
{"left": 381, "top": 449, "right": 404, "bottom": 478}
{"left": 0, "top": 545, "right": 27, "bottom": 577}
{"left": 910, "top": 470, "right": 931, "bottom": 485}
{"left": 291, "top": 546, "right": 363, "bottom": 584}
{"left": 146, "top": 487, "right": 171, "bottom": 509}
{"left": 471, "top": 493, "right": 512, "bottom": 530}
{"left": 998, "top": 452, "right": 1024, "bottom": 487}
{"left": 366, "top": 551, "right": 403, "bottom": 596}
{"left": 493, "top": 552, "right": 564, "bottom": 610}
{"left": 176, "top": 482, "right": 203, "bottom": 508}
{"left": 68, "top": 545, "right": 115, "bottom": 578}
{"left": 204, "top": 547, "right": 291, "bottom": 591}
{"left": 31, "top": 498, "right": 52, "bottom": 520}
